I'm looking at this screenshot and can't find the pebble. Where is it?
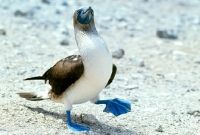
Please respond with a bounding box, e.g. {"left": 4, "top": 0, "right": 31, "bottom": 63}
{"left": 14, "top": 10, "right": 27, "bottom": 17}
{"left": 155, "top": 125, "right": 164, "bottom": 132}
{"left": 0, "top": 29, "right": 6, "bottom": 35}
{"left": 112, "top": 49, "right": 125, "bottom": 59}
{"left": 62, "top": 2, "right": 68, "bottom": 6}
{"left": 131, "top": 98, "right": 138, "bottom": 102}
{"left": 55, "top": 9, "right": 61, "bottom": 15}
{"left": 194, "top": 58, "right": 200, "bottom": 64}
{"left": 156, "top": 30, "right": 178, "bottom": 39}
{"left": 60, "top": 39, "right": 69, "bottom": 46}
{"left": 17, "top": 71, "right": 27, "bottom": 75}
{"left": 116, "top": 16, "right": 126, "bottom": 22}
{"left": 80, "top": 113, "right": 99, "bottom": 124}
{"left": 41, "top": 0, "right": 50, "bottom": 4}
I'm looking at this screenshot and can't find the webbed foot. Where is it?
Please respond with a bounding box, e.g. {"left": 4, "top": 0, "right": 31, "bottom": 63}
{"left": 95, "top": 98, "right": 131, "bottom": 116}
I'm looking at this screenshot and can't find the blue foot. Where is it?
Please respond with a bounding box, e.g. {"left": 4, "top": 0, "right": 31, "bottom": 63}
{"left": 95, "top": 98, "right": 131, "bottom": 116}
{"left": 66, "top": 111, "right": 90, "bottom": 132}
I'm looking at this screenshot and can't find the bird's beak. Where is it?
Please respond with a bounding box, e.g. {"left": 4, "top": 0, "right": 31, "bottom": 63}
{"left": 82, "top": 6, "right": 93, "bottom": 19}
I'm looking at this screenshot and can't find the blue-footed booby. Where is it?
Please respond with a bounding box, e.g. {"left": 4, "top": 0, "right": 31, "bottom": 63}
{"left": 17, "top": 6, "right": 131, "bottom": 132}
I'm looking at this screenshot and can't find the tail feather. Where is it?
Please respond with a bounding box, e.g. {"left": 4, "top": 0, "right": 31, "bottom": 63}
{"left": 16, "top": 92, "right": 49, "bottom": 101}
{"left": 24, "top": 76, "right": 44, "bottom": 81}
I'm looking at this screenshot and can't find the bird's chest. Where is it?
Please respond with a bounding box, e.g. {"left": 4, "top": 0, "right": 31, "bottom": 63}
{"left": 84, "top": 47, "right": 112, "bottom": 87}
{"left": 79, "top": 37, "right": 112, "bottom": 87}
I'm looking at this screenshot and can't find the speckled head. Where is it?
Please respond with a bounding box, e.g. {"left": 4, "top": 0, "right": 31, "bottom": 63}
{"left": 73, "top": 6, "right": 95, "bottom": 30}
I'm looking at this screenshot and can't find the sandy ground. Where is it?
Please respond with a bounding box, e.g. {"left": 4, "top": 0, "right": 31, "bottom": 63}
{"left": 0, "top": 0, "right": 200, "bottom": 135}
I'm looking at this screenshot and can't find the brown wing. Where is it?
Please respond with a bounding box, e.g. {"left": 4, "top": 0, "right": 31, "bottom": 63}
{"left": 105, "top": 64, "right": 117, "bottom": 87}
{"left": 25, "top": 56, "right": 116, "bottom": 95}
{"left": 43, "top": 55, "right": 84, "bottom": 95}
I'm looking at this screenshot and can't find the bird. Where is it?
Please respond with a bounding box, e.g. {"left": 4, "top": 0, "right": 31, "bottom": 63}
{"left": 16, "top": 6, "right": 131, "bottom": 132}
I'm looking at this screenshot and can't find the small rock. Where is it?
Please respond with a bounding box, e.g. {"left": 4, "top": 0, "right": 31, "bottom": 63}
{"left": 112, "top": 49, "right": 125, "bottom": 59}
{"left": 116, "top": 16, "right": 125, "bottom": 22}
{"left": 14, "top": 10, "right": 34, "bottom": 17}
{"left": 156, "top": 30, "right": 178, "bottom": 39}
{"left": 156, "top": 73, "right": 165, "bottom": 78}
{"left": 62, "top": 30, "right": 69, "bottom": 36}
{"left": 14, "top": 10, "right": 27, "bottom": 17}
{"left": 17, "top": 71, "right": 26, "bottom": 75}
{"left": 155, "top": 125, "right": 164, "bottom": 132}
{"left": 55, "top": 9, "right": 61, "bottom": 15}
{"left": 2, "top": 6, "right": 9, "bottom": 10}
{"left": 0, "top": 29, "right": 6, "bottom": 35}
{"left": 60, "top": 39, "right": 69, "bottom": 46}
{"left": 41, "top": 0, "right": 50, "bottom": 4}
{"left": 35, "top": 6, "right": 41, "bottom": 10}
{"left": 48, "top": 54, "right": 54, "bottom": 57}
{"left": 62, "top": 2, "right": 68, "bottom": 6}
{"left": 171, "top": 111, "right": 176, "bottom": 115}
{"left": 81, "top": 113, "right": 99, "bottom": 124}
{"left": 194, "top": 58, "right": 200, "bottom": 64}
{"left": 131, "top": 98, "right": 138, "bottom": 102}
{"left": 142, "top": 123, "right": 150, "bottom": 127}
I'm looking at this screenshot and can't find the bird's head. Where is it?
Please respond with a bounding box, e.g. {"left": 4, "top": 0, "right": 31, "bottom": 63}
{"left": 73, "top": 6, "right": 95, "bottom": 30}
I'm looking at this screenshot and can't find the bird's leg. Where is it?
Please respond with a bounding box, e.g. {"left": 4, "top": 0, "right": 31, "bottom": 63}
{"left": 95, "top": 98, "right": 131, "bottom": 116}
{"left": 66, "top": 111, "right": 90, "bottom": 132}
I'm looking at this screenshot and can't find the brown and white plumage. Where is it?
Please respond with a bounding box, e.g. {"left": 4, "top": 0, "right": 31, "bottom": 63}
{"left": 19, "top": 55, "right": 117, "bottom": 100}
{"left": 17, "top": 7, "right": 116, "bottom": 110}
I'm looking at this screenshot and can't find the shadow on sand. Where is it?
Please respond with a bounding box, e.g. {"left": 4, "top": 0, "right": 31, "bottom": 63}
{"left": 24, "top": 105, "right": 138, "bottom": 135}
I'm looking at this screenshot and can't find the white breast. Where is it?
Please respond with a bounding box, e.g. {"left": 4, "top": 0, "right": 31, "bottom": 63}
{"left": 61, "top": 32, "right": 113, "bottom": 110}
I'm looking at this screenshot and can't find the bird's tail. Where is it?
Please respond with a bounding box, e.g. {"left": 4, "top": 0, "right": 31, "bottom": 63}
{"left": 24, "top": 76, "right": 44, "bottom": 81}
{"left": 16, "top": 91, "right": 50, "bottom": 101}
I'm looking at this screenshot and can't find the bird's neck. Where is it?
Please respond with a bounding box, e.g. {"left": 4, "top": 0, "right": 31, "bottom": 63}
{"left": 74, "top": 26, "right": 100, "bottom": 52}
{"left": 74, "top": 25, "right": 98, "bottom": 37}
{"left": 74, "top": 26, "right": 111, "bottom": 66}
